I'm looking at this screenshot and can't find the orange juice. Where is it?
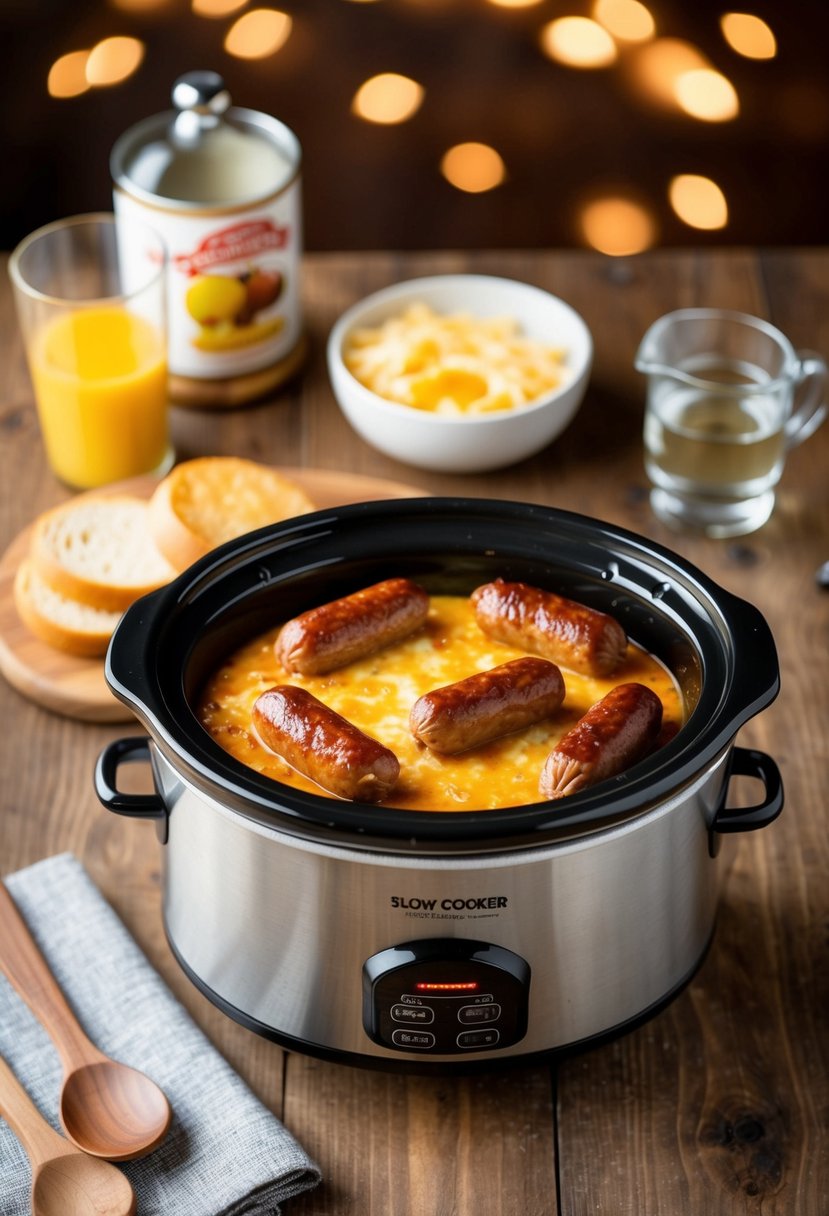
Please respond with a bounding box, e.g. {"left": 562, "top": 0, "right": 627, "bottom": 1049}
{"left": 30, "top": 306, "right": 170, "bottom": 489}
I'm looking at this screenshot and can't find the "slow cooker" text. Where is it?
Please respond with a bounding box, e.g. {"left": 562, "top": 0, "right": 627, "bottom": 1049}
{"left": 390, "top": 896, "right": 508, "bottom": 911}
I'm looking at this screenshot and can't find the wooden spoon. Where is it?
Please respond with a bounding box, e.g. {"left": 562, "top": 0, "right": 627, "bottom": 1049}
{"left": 0, "top": 1053, "right": 136, "bottom": 1216}
{"left": 0, "top": 881, "right": 171, "bottom": 1161}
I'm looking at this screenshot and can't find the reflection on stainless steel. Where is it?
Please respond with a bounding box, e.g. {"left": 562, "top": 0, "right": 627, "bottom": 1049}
{"left": 160, "top": 748, "right": 728, "bottom": 1062}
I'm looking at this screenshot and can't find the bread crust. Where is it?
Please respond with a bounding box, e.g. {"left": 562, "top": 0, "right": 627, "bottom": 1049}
{"left": 13, "top": 560, "right": 119, "bottom": 658}
{"left": 30, "top": 495, "right": 175, "bottom": 612}
{"left": 147, "top": 458, "right": 316, "bottom": 571}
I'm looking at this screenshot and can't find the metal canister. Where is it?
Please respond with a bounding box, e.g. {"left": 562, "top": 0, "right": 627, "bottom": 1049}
{"left": 111, "top": 71, "right": 305, "bottom": 408}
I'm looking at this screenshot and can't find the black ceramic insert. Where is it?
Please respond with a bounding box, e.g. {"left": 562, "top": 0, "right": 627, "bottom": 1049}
{"left": 105, "top": 498, "right": 779, "bottom": 853}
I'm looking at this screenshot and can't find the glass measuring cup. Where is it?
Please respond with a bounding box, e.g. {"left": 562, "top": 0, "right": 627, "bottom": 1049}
{"left": 635, "top": 308, "right": 826, "bottom": 538}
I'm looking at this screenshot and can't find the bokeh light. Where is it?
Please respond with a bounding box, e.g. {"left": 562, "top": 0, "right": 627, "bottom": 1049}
{"left": 441, "top": 143, "right": 506, "bottom": 193}
{"left": 625, "top": 38, "right": 709, "bottom": 108}
{"left": 592, "top": 0, "right": 655, "bottom": 44}
{"left": 48, "top": 51, "right": 91, "bottom": 98}
{"left": 720, "top": 12, "right": 776, "bottom": 59}
{"left": 675, "top": 69, "right": 739, "bottom": 121}
{"left": 539, "top": 17, "right": 618, "bottom": 69}
{"left": 669, "top": 175, "right": 728, "bottom": 229}
{"left": 193, "top": 0, "right": 248, "bottom": 15}
{"left": 224, "top": 9, "right": 292, "bottom": 58}
{"left": 27, "top": 0, "right": 819, "bottom": 252}
{"left": 580, "top": 197, "right": 656, "bottom": 255}
{"left": 352, "top": 74, "right": 424, "bottom": 124}
{"left": 85, "top": 37, "right": 145, "bottom": 86}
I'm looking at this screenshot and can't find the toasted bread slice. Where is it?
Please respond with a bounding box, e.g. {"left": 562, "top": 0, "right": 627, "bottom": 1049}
{"left": 14, "top": 560, "right": 122, "bottom": 658}
{"left": 30, "top": 495, "right": 177, "bottom": 613}
{"left": 147, "top": 457, "right": 316, "bottom": 571}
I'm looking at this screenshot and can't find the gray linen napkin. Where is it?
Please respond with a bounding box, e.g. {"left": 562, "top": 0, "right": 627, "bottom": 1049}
{"left": 0, "top": 853, "right": 321, "bottom": 1216}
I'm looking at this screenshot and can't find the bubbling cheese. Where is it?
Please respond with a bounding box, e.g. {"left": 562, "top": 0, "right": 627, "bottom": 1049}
{"left": 198, "top": 595, "right": 684, "bottom": 812}
{"left": 343, "top": 303, "right": 568, "bottom": 415}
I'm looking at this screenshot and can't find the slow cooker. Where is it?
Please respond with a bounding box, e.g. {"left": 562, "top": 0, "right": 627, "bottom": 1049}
{"left": 95, "top": 498, "right": 782, "bottom": 1072}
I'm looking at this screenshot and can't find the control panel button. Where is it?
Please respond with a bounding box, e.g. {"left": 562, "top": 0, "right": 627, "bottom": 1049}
{"left": 391, "top": 1029, "right": 435, "bottom": 1049}
{"left": 391, "top": 1003, "right": 435, "bottom": 1024}
{"left": 363, "top": 938, "right": 530, "bottom": 1056}
{"left": 457, "top": 1028, "right": 500, "bottom": 1049}
{"left": 458, "top": 1002, "right": 501, "bottom": 1024}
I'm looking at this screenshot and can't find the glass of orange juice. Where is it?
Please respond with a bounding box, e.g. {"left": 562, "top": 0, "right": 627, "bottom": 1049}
{"left": 8, "top": 212, "right": 173, "bottom": 489}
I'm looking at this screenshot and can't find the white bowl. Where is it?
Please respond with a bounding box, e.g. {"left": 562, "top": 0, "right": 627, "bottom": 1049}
{"left": 326, "top": 274, "right": 593, "bottom": 474}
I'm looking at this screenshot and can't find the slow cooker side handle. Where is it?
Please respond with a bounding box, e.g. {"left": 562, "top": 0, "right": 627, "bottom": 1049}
{"left": 94, "top": 737, "right": 169, "bottom": 845}
{"left": 709, "top": 746, "right": 783, "bottom": 857}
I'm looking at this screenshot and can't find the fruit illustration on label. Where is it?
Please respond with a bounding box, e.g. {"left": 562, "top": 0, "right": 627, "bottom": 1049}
{"left": 185, "top": 266, "right": 285, "bottom": 352}
{"left": 240, "top": 269, "right": 283, "bottom": 319}
{"left": 186, "top": 276, "right": 248, "bottom": 327}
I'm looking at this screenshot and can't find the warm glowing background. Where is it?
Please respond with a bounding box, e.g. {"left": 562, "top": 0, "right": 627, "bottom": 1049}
{"left": 2, "top": 0, "right": 827, "bottom": 253}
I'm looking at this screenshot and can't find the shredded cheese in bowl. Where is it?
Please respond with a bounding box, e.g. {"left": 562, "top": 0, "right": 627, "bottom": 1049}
{"left": 343, "top": 303, "right": 568, "bottom": 415}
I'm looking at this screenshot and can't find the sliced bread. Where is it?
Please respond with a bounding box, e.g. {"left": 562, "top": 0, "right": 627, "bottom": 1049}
{"left": 14, "top": 560, "right": 122, "bottom": 658}
{"left": 147, "top": 457, "right": 316, "bottom": 571}
{"left": 30, "top": 495, "right": 177, "bottom": 613}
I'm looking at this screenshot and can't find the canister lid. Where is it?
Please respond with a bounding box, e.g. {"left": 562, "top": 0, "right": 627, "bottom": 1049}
{"left": 111, "top": 71, "right": 299, "bottom": 209}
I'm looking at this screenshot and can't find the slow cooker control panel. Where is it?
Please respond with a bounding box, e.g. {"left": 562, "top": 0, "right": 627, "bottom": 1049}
{"left": 363, "top": 938, "right": 530, "bottom": 1055}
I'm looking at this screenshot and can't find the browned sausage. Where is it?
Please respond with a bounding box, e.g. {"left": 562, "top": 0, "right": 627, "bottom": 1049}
{"left": 410, "top": 657, "right": 566, "bottom": 754}
{"left": 253, "top": 685, "right": 399, "bottom": 802}
{"left": 539, "top": 682, "right": 663, "bottom": 800}
{"left": 471, "top": 578, "right": 627, "bottom": 677}
{"left": 276, "top": 577, "right": 429, "bottom": 675}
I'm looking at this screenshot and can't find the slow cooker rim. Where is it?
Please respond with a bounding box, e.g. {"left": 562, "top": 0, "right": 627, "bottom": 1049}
{"left": 105, "top": 496, "right": 780, "bottom": 850}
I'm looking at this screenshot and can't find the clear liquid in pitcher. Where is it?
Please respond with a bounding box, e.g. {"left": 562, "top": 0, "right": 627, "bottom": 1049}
{"left": 644, "top": 359, "right": 786, "bottom": 499}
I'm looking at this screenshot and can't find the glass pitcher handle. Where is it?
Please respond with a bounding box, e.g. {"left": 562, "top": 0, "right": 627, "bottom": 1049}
{"left": 785, "top": 350, "right": 827, "bottom": 448}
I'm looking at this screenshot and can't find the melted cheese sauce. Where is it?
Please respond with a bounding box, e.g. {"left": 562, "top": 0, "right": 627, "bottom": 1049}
{"left": 198, "top": 594, "right": 684, "bottom": 811}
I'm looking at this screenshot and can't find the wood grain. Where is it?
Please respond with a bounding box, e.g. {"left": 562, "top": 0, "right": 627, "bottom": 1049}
{"left": 0, "top": 881, "right": 172, "bottom": 1161}
{"left": 0, "top": 1054, "right": 137, "bottom": 1216}
{"left": 1, "top": 249, "right": 827, "bottom": 1213}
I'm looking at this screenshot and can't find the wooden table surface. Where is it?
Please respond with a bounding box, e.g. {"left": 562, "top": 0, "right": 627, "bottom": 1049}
{"left": 1, "top": 248, "right": 827, "bottom": 1214}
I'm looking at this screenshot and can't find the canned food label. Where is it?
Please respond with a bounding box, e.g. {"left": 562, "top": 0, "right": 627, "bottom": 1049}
{"left": 115, "top": 182, "right": 302, "bottom": 379}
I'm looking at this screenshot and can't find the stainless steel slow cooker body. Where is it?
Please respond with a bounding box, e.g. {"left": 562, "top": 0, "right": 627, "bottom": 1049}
{"left": 96, "top": 498, "right": 782, "bottom": 1072}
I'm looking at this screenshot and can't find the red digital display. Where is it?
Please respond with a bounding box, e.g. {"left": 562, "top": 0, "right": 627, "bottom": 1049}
{"left": 415, "top": 981, "right": 479, "bottom": 991}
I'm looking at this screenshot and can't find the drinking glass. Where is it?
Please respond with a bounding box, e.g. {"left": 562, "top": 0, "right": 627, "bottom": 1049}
{"left": 8, "top": 212, "right": 173, "bottom": 490}
{"left": 636, "top": 308, "right": 826, "bottom": 538}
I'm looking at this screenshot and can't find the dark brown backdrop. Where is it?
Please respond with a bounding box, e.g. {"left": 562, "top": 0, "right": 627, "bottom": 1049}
{"left": 2, "top": 0, "right": 828, "bottom": 253}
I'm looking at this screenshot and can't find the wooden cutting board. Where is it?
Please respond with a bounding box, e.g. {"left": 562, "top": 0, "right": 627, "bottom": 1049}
{"left": 0, "top": 467, "right": 427, "bottom": 723}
